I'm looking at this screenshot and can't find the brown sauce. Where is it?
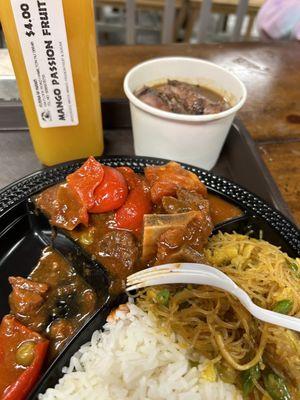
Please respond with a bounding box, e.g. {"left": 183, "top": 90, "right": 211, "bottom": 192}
{"left": 135, "top": 80, "right": 230, "bottom": 115}
{"left": 207, "top": 194, "right": 242, "bottom": 225}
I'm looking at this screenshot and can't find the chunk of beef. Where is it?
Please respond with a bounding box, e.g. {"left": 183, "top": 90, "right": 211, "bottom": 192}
{"left": 144, "top": 84, "right": 188, "bottom": 114}
{"left": 152, "top": 189, "right": 212, "bottom": 262}
{"left": 98, "top": 230, "right": 138, "bottom": 269}
{"left": 145, "top": 162, "right": 207, "bottom": 204}
{"left": 9, "top": 276, "right": 48, "bottom": 320}
{"left": 183, "top": 211, "right": 213, "bottom": 252}
{"left": 135, "top": 80, "right": 228, "bottom": 115}
{"left": 162, "top": 188, "right": 210, "bottom": 215}
{"left": 155, "top": 211, "right": 212, "bottom": 264}
{"left": 156, "top": 227, "right": 184, "bottom": 263}
{"left": 34, "top": 183, "right": 88, "bottom": 230}
{"left": 9, "top": 276, "right": 48, "bottom": 294}
{"left": 177, "top": 188, "right": 210, "bottom": 212}
{"left": 162, "top": 197, "right": 192, "bottom": 214}
{"left": 96, "top": 230, "right": 139, "bottom": 293}
{"left": 135, "top": 87, "right": 170, "bottom": 112}
{"left": 163, "top": 80, "right": 226, "bottom": 115}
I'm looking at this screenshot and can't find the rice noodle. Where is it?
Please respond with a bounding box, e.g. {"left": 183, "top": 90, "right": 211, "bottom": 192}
{"left": 138, "top": 233, "right": 300, "bottom": 398}
{"left": 215, "top": 325, "right": 268, "bottom": 371}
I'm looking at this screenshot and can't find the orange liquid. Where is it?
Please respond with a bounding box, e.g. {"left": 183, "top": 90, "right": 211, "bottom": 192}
{"left": 0, "top": 0, "right": 104, "bottom": 165}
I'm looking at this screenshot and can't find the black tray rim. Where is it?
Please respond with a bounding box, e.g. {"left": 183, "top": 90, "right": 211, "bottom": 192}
{"left": 0, "top": 155, "right": 299, "bottom": 254}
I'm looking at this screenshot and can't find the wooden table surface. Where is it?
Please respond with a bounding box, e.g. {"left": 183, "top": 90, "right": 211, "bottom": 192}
{"left": 98, "top": 41, "right": 300, "bottom": 225}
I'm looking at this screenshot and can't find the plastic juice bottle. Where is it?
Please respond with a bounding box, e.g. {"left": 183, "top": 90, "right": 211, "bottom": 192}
{"left": 0, "top": 0, "right": 104, "bottom": 165}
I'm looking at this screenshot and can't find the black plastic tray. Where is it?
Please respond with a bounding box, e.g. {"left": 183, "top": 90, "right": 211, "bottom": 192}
{"left": 0, "top": 96, "right": 299, "bottom": 398}
{"left": 0, "top": 156, "right": 299, "bottom": 399}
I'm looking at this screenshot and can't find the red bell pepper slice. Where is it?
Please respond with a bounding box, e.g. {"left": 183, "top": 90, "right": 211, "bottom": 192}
{"left": 89, "top": 166, "right": 128, "bottom": 213}
{"left": 115, "top": 167, "right": 152, "bottom": 232}
{"left": 0, "top": 315, "right": 49, "bottom": 400}
{"left": 67, "top": 156, "right": 104, "bottom": 210}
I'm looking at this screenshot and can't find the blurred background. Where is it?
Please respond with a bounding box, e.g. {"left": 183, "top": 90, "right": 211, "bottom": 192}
{"left": 1, "top": 0, "right": 299, "bottom": 100}
{"left": 0, "top": 0, "right": 263, "bottom": 48}
{"left": 0, "top": 0, "right": 265, "bottom": 100}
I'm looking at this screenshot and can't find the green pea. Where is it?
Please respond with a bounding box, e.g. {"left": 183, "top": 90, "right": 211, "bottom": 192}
{"left": 241, "top": 364, "right": 261, "bottom": 397}
{"left": 79, "top": 229, "right": 94, "bottom": 246}
{"left": 288, "top": 262, "right": 300, "bottom": 278}
{"left": 288, "top": 262, "right": 298, "bottom": 273}
{"left": 16, "top": 341, "right": 36, "bottom": 367}
{"left": 156, "top": 289, "right": 170, "bottom": 306}
{"left": 272, "top": 300, "right": 293, "bottom": 315}
{"left": 263, "top": 372, "right": 291, "bottom": 400}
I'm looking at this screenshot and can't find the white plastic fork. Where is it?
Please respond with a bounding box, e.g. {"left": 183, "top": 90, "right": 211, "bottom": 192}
{"left": 126, "top": 263, "right": 300, "bottom": 333}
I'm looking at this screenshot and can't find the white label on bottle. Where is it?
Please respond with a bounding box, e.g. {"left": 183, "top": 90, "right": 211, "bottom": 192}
{"left": 10, "top": 0, "right": 78, "bottom": 128}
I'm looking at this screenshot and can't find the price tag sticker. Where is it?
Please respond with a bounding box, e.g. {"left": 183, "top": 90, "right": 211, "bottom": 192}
{"left": 10, "top": 0, "right": 79, "bottom": 128}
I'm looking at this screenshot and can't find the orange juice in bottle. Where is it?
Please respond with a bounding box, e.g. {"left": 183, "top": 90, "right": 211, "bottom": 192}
{"left": 0, "top": 0, "right": 103, "bottom": 165}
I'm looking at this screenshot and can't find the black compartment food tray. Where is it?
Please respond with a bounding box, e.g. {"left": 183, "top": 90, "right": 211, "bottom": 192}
{"left": 0, "top": 156, "right": 299, "bottom": 399}
{"left": 0, "top": 96, "right": 299, "bottom": 398}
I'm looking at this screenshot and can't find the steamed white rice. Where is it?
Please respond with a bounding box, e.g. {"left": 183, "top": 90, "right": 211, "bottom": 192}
{"left": 40, "top": 304, "right": 241, "bottom": 400}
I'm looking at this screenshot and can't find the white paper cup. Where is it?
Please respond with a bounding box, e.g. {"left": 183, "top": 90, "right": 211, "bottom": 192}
{"left": 124, "top": 57, "right": 247, "bottom": 170}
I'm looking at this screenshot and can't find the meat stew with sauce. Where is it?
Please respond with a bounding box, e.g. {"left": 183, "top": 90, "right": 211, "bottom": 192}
{"left": 0, "top": 158, "right": 242, "bottom": 399}
{"left": 9, "top": 247, "right": 99, "bottom": 361}
{"left": 135, "top": 80, "right": 230, "bottom": 115}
